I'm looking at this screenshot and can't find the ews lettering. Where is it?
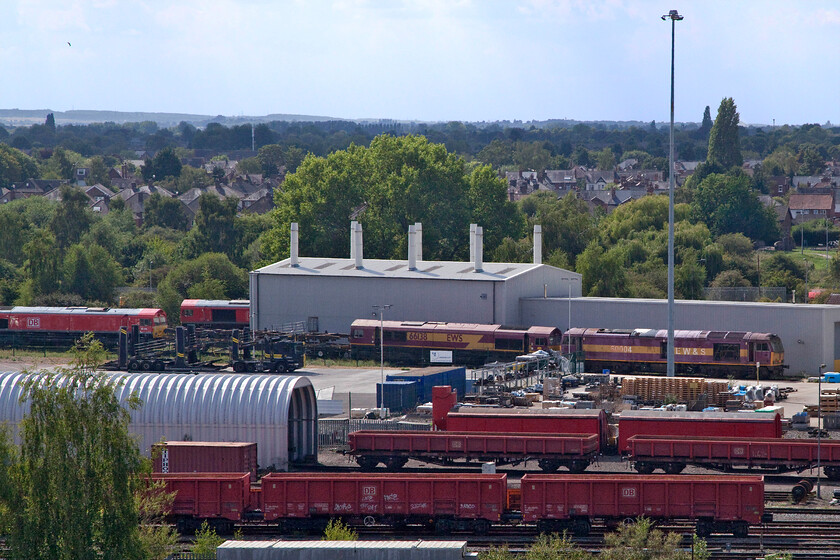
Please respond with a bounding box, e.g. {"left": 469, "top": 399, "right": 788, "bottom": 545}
{"left": 446, "top": 334, "right": 463, "bottom": 343}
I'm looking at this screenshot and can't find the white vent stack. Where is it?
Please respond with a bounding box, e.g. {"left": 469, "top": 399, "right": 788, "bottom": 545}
{"left": 350, "top": 220, "right": 358, "bottom": 260}
{"left": 290, "top": 222, "right": 299, "bottom": 267}
{"left": 408, "top": 225, "right": 417, "bottom": 270}
{"left": 355, "top": 222, "right": 364, "bottom": 269}
{"left": 414, "top": 222, "right": 423, "bottom": 262}
{"left": 533, "top": 224, "right": 542, "bottom": 265}
{"left": 474, "top": 226, "right": 484, "bottom": 272}
{"left": 469, "top": 223, "right": 477, "bottom": 263}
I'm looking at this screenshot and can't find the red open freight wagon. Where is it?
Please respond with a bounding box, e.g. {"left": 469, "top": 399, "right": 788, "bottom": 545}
{"left": 260, "top": 472, "right": 507, "bottom": 534}
{"left": 152, "top": 441, "right": 258, "bottom": 481}
{"left": 152, "top": 472, "right": 251, "bottom": 534}
{"left": 519, "top": 473, "right": 766, "bottom": 538}
{"left": 348, "top": 430, "right": 599, "bottom": 472}
{"left": 629, "top": 434, "right": 840, "bottom": 478}
{"left": 617, "top": 410, "right": 782, "bottom": 453}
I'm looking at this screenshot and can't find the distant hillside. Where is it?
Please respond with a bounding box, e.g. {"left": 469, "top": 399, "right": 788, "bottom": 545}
{"left": 0, "top": 109, "right": 341, "bottom": 127}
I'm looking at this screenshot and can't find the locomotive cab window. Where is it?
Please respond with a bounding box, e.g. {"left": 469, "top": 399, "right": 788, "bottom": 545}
{"left": 660, "top": 341, "right": 667, "bottom": 359}
{"left": 140, "top": 319, "right": 151, "bottom": 326}
{"left": 0, "top": 318, "right": 7, "bottom": 329}
{"left": 352, "top": 329, "right": 365, "bottom": 339}
{"left": 183, "top": 309, "right": 193, "bottom": 317}
{"left": 534, "top": 337, "right": 547, "bottom": 346}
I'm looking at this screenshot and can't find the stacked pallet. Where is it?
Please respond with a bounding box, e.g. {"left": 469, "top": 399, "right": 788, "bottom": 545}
{"left": 620, "top": 376, "right": 730, "bottom": 406}
{"left": 819, "top": 390, "right": 840, "bottom": 415}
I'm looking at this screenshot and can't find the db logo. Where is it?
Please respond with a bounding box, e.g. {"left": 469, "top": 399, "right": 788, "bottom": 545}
{"left": 27, "top": 318, "right": 40, "bottom": 328}
{"left": 363, "top": 486, "right": 377, "bottom": 496}
{"left": 621, "top": 487, "right": 637, "bottom": 498}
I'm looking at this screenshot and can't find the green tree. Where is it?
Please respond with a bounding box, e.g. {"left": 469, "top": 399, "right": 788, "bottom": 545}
{"left": 23, "top": 229, "right": 61, "bottom": 297}
{"left": 156, "top": 252, "right": 248, "bottom": 322}
{"left": 601, "top": 517, "right": 703, "bottom": 560}
{"left": 50, "top": 185, "right": 93, "bottom": 249}
{"left": 576, "top": 242, "right": 630, "bottom": 297}
{"left": 64, "top": 243, "right": 123, "bottom": 303}
{"left": 266, "top": 134, "right": 520, "bottom": 263}
{"left": 699, "top": 105, "right": 713, "bottom": 136}
{"left": 525, "top": 533, "right": 593, "bottom": 560}
{"left": 179, "top": 193, "right": 239, "bottom": 260}
{"left": 322, "top": 518, "right": 359, "bottom": 541}
{"left": 690, "top": 173, "right": 779, "bottom": 243}
{"left": 144, "top": 193, "right": 189, "bottom": 230}
{"left": 88, "top": 156, "right": 112, "bottom": 188}
{"left": 192, "top": 520, "right": 225, "bottom": 555}
{"left": 142, "top": 147, "right": 182, "bottom": 182}
{"left": 0, "top": 335, "right": 147, "bottom": 560}
{"left": 0, "top": 144, "right": 39, "bottom": 188}
{"left": 596, "top": 147, "right": 616, "bottom": 170}
{"left": 45, "top": 112, "right": 56, "bottom": 133}
{"left": 707, "top": 97, "right": 743, "bottom": 170}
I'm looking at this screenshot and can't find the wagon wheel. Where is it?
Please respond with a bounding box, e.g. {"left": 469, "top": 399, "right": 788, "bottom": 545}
{"left": 568, "top": 460, "right": 588, "bottom": 474}
{"left": 572, "top": 517, "right": 590, "bottom": 537}
{"left": 634, "top": 462, "right": 655, "bottom": 474}
{"left": 695, "top": 519, "right": 712, "bottom": 538}
{"left": 434, "top": 518, "right": 454, "bottom": 535}
{"left": 363, "top": 515, "right": 376, "bottom": 527}
{"left": 732, "top": 521, "right": 749, "bottom": 539}
{"left": 355, "top": 456, "right": 379, "bottom": 471}
{"left": 824, "top": 466, "right": 840, "bottom": 480}
{"left": 472, "top": 519, "right": 490, "bottom": 535}
{"left": 385, "top": 457, "right": 408, "bottom": 471}
{"left": 128, "top": 360, "right": 140, "bottom": 371}
{"left": 233, "top": 361, "right": 246, "bottom": 373}
{"left": 141, "top": 360, "right": 152, "bottom": 371}
{"left": 538, "top": 459, "right": 560, "bottom": 472}
{"left": 663, "top": 462, "right": 685, "bottom": 475}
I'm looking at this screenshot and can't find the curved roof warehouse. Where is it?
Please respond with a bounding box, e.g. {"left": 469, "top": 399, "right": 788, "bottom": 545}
{"left": 0, "top": 372, "right": 318, "bottom": 471}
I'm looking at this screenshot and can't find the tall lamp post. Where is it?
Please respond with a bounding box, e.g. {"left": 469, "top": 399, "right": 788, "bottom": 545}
{"left": 373, "top": 304, "right": 392, "bottom": 388}
{"left": 662, "top": 9, "right": 683, "bottom": 377}
{"left": 818, "top": 363, "right": 826, "bottom": 498}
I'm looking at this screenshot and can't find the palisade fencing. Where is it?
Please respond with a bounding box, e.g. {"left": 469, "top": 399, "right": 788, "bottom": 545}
{"left": 704, "top": 287, "right": 787, "bottom": 302}
{"left": 318, "top": 418, "right": 431, "bottom": 448}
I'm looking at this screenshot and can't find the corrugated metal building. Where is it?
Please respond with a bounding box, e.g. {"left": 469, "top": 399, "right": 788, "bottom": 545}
{"left": 521, "top": 297, "right": 840, "bottom": 375}
{"left": 250, "top": 222, "right": 580, "bottom": 334}
{"left": 0, "top": 372, "right": 318, "bottom": 471}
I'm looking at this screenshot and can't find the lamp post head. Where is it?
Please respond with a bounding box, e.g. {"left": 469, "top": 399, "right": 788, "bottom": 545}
{"left": 661, "top": 10, "right": 683, "bottom": 21}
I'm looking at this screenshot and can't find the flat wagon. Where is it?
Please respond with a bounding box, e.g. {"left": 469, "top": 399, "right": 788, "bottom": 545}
{"left": 519, "top": 473, "right": 766, "bottom": 538}
{"left": 348, "top": 430, "right": 600, "bottom": 472}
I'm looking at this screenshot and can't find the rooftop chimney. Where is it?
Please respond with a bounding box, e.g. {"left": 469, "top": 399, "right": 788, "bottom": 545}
{"left": 533, "top": 224, "right": 542, "bottom": 265}
{"left": 355, "top": 222, "right": 364, "bottom": 269}
{"left": 408, "top": 225, "right": 417, "bottom": 270}
{"left": 469, "top": 223, "right": 477, "bottom": 263}
{"left": 414, "top": 222, "right": 423, "bottom": 262}
{"left": 350, "top": 220, "right": 358, "bottom": 260}
{"left": 474, "top": 226, "right": 484, "bottom": 273}
{"left": 290, "top": 222, "right": 299, "bottom": 267}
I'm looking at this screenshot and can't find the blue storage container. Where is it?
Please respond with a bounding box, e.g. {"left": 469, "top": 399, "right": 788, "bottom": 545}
{"left": 377, "top": 381, "right": 419, "bottom": 413}
{"left": 387, "top": 367, "right": 466, "bottom": 402}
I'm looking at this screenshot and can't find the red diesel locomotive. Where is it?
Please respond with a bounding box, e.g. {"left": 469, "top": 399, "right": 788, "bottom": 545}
{"left": 350, "top": 319, "right": 562, "bottom": 366}
{"left": 0, "top": 306, "right": 167, "bottom": 345}
{"left": 563, "top": 327, "right": 785, "bottom": 377}
{"left": 180, "top": 299, "right": 250, "bottom": 329}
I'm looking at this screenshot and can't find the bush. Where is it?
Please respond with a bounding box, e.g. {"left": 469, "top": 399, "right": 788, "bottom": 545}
{"left": 322, "top": 518, "right": 358, "bottom": 541}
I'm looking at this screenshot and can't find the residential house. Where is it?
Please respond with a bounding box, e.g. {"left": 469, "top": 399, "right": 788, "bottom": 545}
{"left": 241, "top": 187, "right": 275, "bottom": 214}
{"left": 583, "top": 188, "right": 644, "bottom": 213}
{"left": 116, "top": 184, "right": 176, "bottom": 225}
{"left": 768, "top": 176, "right": 792, "bottom": 196}
{"left": 178, "top": 185, "right": 245, "bottom": 218}
{"left": 543, "top": 170, "right": 578, "bottom": 192}
{"left": 583, "top": 169, "right": 617, "bottom": 191}
{"left": 788, "top": 192, "right": 835, "bottom": 223}
{"left": 505, "top": 171, "right": 539, "bottom": 201}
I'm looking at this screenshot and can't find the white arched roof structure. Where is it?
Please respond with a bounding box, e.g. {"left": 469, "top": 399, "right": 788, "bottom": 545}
{"left": 0, "top": 372, "right": 317, "bottom": 471}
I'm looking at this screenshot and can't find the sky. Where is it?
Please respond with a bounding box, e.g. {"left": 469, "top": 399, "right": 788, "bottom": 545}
{"left": 3, "top": 0, "right": 840, "bottom": 125}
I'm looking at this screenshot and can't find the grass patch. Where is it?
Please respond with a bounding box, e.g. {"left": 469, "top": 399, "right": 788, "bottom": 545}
{"left": 0, "top": 347, "right": 117, "bottom": 362}
{"left": 784, "top": 249, "right": 834, "bottom": 272}
{"left": 302, "top": 357, "right": 398, "bottom": 368}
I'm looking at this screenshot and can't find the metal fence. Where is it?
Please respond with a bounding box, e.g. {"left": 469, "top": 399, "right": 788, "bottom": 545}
{"left": 318, "top": 418, "right": 431, "bottom": 447}
{"left": 703, "top": 287, "right": 787, "bottom": 303}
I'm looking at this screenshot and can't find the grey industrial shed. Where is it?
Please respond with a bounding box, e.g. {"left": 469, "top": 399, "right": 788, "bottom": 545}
{"left": 0, "top": 372, "right": 318, "bottom": 471}
{"left": 521, "top": 297, "right": 840, "bottom": 376}
{"left": 250, "top": 257, "right": 581, "bottom": 334}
